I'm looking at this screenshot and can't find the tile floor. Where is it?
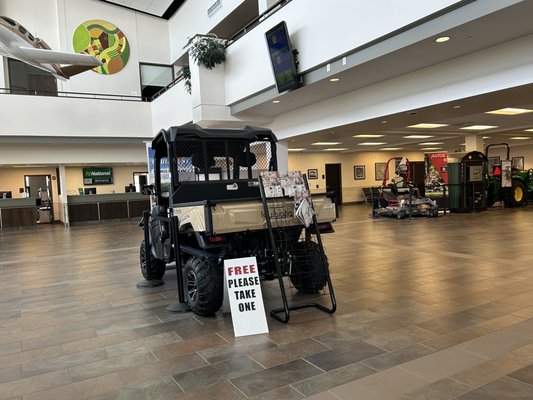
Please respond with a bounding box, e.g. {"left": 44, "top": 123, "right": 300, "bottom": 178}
{"left": 1, "top": 204, "right": 533, "bottom": 399}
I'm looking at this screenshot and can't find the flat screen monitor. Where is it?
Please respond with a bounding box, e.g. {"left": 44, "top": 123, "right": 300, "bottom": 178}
{"left": 84, "top": 187, "right": 97, "bottom": 195}
{"left": 265, "top": 21, "right": 300, "bottom": 93}
{"left": 0, "top": 191, "right": 12, "bottom": 199}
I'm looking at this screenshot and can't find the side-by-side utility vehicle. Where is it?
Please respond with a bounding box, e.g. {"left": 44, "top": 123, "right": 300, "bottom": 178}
{"left": 139, "top": 124, "right": 336, "bottom": 315}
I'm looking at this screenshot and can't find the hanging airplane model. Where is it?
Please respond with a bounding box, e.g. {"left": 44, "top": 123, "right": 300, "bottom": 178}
{"left": 0, "top": 15, "right": 102, "bottom": 80}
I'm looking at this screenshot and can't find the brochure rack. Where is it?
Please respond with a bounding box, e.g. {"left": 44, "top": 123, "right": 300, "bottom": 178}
{"left": 258, "top": 171, "right": 336, "bottom": 323}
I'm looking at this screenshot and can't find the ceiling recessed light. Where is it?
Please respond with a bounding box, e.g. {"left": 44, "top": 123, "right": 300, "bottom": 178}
{"left": 510, "top": 137, "right": 530, "bottom": 140}
{"left": 421, "top": 147, "right": 442, "bottom": 150}
{"left": 329, "top": 78, "right": 340, "bottom": 82}
{"left": 353, "top": 134, "right": 385, "bottom": 138}
{"left": 460, "top": 125, "right": 498, "bottom": 130}
{"left": 272, "top": 100, "right": 280, "bottom": 104}
{"left": 435, "top": 36, "right": 450, "bottom": 43}
{"left": 324, "top": 148, "right": 348, "bottom": 151}
{"left": 403, "top": 135, "right": 434, "bottom": 139}
{"left": 358, "top": 142, "right": 387, "bottom": 146}
{"left": 380, "top": 147, "right": 403, "bottom": 151}
{"left": 407, "top": 123, "right": 449, "bottom": 129}
{"left": 311, "top": 142, "right": 341, "bottom": 146}
{"left": 288, "top": 148, "right": 305, "bottom": 152}
{"left": 418, "top": 142, "right": 444, "bottom": 145}
{"left": 485, "top": 107, "right": 533, "bottom": 115}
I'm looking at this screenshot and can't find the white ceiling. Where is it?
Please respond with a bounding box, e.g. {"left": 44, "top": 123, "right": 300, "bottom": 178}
{"left": 99, "top": 0, "right": 179, "bottom": 18}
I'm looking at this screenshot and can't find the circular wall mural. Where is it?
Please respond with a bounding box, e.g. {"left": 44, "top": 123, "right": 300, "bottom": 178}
{"left": 73, "top": 19, "right": 130, "bottom": 75}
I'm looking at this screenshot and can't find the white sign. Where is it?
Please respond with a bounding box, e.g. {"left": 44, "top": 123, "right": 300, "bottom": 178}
{"left": 224, "top": 257, "right": 269, "bottom": 337}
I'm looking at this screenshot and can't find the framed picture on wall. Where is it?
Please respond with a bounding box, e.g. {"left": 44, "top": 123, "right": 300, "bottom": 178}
{"left": 375, "top": 162, "right": 387, "bottom": 181}
{"left": 354, "top": 165, "right": 365, "bottom": 180}
{"left": 512, "top": 156, "right": 524, "bottom": 170}
{"left": 307, "top": 169, "right": 318, "bottom": 179}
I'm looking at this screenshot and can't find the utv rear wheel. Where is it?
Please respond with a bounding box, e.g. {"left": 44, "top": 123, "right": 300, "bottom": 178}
{"left": 183, "top": 256, "right": 223, "bottom": 316}
{"left": 290, "top": 241, "right": 328, "bottom": 294}
{"left": 140, "top": 240, "right": 166, "bottom": 280}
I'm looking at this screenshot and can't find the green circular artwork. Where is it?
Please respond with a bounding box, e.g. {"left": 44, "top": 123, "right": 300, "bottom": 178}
{"left": 73, "top": 19, "right": 130, "bottom": 75}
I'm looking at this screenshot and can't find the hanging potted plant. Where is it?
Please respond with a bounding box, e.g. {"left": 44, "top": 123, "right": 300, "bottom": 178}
{"left": 185, "top": 33, "right": 227, "bottom": 69}
{"left": 180, "top": 33, "right": 227, "bottom": 94}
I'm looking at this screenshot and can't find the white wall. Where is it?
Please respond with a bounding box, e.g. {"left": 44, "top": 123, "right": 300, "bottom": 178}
{"left": 0, "top": 143, "right": 146, "bottom": 165}
{"left": 56, "top": 0, "right": 171, "bottom": 96}
{"left": 224, "top": 0, "right": 460, "bottom": 104}
{"left": 0, "top": 95, "right": 152, "bottom": 138}
{"left": 151, "top": 80, "right": 193, "bottom": 132}
{"left": 168, "top": 0, "right": 248, "bottom": 62}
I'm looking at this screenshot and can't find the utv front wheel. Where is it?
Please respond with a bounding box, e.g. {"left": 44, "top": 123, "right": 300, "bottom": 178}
{"left": 183, "top": 256, "right": 223, "bottom": 316}
{"left": 290, "top": 241, "right": 328, "bottom": 294}
{"left": 140, "top": 240, "right": 166, "bottom": 280}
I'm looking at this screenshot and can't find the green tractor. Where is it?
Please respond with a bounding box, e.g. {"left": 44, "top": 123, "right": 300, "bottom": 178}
{"left": 485, "top": 143, "right": 533, "bottom": 207}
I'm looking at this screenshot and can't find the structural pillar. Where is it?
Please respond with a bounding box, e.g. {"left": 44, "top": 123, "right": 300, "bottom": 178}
{"left": 465, "top": 134, "right": 484, "bottom": 153}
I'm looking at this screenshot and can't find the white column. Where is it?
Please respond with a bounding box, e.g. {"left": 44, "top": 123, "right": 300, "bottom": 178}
{"left": 276, "top": 140, "right": 288, "bottom": 172}
{"left": 58, "top": 164, "right": 69, "bottom": 226}
{"left": 258, "top": 0, "right": 279, "bottom": 14}
{"left": 465, "top": 134, "right": 484, "bottom": 153}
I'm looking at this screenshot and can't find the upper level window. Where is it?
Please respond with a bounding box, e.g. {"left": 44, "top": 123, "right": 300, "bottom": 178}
{"left": 140, "top": 63, "right": 173, "bottom": 99}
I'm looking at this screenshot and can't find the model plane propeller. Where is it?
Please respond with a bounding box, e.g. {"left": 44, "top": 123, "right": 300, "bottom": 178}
{"left": 0, "top": 15, "right": 102, "bottom": 80}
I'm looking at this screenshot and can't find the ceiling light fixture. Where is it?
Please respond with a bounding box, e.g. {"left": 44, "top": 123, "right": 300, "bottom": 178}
{"left": 453, "top": 105, "right": 461, "bottom": 109}
{"left": 510, "top": 137, "right": 531, "bottom": 140}
{"left": 380, "top": 147, "right": 403, "bottom": 151}
{"left": 324, "top": 148, "right": 348, "bottom": 151}
{"left": 272, "top": 100, "right": 280, "bottom": 104}
{"left": 407, "top": 123, "right": 449, "bottom": 129}
{"left": 435, "top": 36, "right": 450, "bottom": 43}
{"left": 329, "top": 78, "right": 340, "bottom": 82}
{"left": 418, "top": 142, "right": 444, "bottom": 145}
{"left": 421, "top": 147, "right": 442, "bottom": 150}
{"left": 524, "top": 128, "right": 533, "bottom": 132}
{"left": 353, "top": 134, "right": 385, "bottom": 138}
{"left": 403, "top": 135, "right": 434, "bottom": 139}
{"left": 485, "top": 107, "right": 533, "bottom": 115}
{"left": 312, "top": 142, "right": 341, "bottom": 145}
{"left": 460, "top": 125, "right": 498, "bottom": 130}
{"left": 483, "top": 136, "right": 491, "bottom": 139}
{"left": 288, "top": 148, "right": 305, "bottom": 152}
{"left": 358, "top": 142, "right": 387, "bottom": 146}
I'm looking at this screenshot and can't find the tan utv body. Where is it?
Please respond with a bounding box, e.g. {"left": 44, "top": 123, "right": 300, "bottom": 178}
{"left": 140, "top": 124, "right": 336, "bottom": 316}
{"left": 174, "top": 194, "right": 336, "bottom": 234}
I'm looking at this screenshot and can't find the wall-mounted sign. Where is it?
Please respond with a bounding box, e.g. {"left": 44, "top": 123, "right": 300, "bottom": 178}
{"left": 83, "top": 167, "right": 113, "bottom": 185}
{"left": 73, "top": 19, "right": 130, "bottom": 75}
{"left": 224, "top": 257, "right": 269, "bottom": 337}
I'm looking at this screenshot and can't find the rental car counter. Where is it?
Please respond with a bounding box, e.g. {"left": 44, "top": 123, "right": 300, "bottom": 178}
{"left": 67, "top": 193, "right": 150, "bottom": 225}
{"left": 0, "top": 198, "right": 37, "bottom": 228}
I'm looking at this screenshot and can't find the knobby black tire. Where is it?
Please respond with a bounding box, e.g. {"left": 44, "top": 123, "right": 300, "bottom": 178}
{"left": 503, "top": 181, "right": 526, "bottom": 207}
{"left": 140, "top": 240, "right": 166, "bottom": 280}
{"left": 290, "top": 241, "right": 328, "bottom": 294}
{"left": 183, "top": 256, "right": 223, "bottom": 316}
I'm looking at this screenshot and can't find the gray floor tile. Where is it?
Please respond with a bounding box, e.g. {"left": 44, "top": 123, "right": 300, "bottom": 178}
{"left": 304, "top": 341, "right": 385, "bottom": 371}
{"left": 455, "top": 376, "right": 533, "bottom": 399}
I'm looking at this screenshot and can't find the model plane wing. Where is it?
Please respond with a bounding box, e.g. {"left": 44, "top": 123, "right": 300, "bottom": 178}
{"left": 17, "top": 46, "right": 102, "bottom": 66}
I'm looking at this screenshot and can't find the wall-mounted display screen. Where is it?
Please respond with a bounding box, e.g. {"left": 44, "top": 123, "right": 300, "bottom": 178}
{"left": 83, "top": 167, "right": 113, "bottom": 185}
{"left": 265, "top": 21, "right": 300, "bottom": 93}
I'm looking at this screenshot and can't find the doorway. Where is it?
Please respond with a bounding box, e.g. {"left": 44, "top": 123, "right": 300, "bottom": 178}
{"left": 25, "top": 175, "right": 53, "bottom": 223}
{"left": 325, "top": 163, "right": 342, "bottom": 205}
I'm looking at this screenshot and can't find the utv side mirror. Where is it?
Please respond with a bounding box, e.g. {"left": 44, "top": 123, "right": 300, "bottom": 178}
{"left": 141, "top": 184, "right": 154, "bottom": 195}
